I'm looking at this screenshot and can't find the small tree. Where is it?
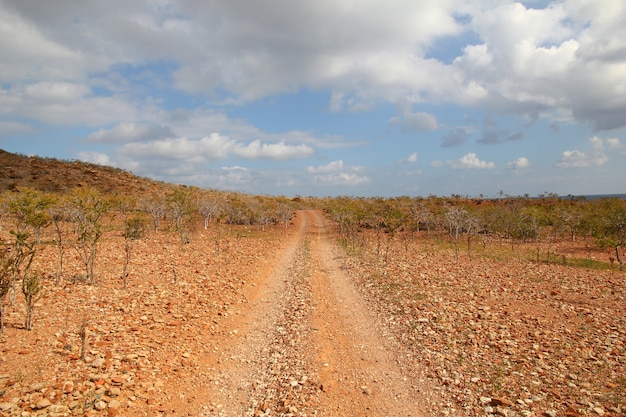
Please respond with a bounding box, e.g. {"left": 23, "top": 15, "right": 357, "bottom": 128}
{"left": 122, "top": 216, "right": 146, "bottom": 288}
{"left": 0, "top": 245, "right": 13, "bottom": 333}
{"left": 69, "top": 188, "right": 111, "bottom": 284}
{"left": 22, "top": 270, "right": 44, "bottom": 330}
{"left": 141, "top": 194, "right": 166, "bottom": 233}
{"left": 5, "top": 188, "right": 54, "bottom": 245}
{"left": 0, "top": 233, "right": 36, "bottom": 333}
{"left": 198, "top": 197, "right": 222, "bottom": 230}
{"left": 49, "top": 203, "right": 70, "bottom": 285}
{"left": 444, "top": 205, "right": 468, "bottom": 261}
{"left": 168, "top": 188, "right": 196, "bottom": 244}
{"left": 593, "top": 199, "right": 626, "bottom": 271}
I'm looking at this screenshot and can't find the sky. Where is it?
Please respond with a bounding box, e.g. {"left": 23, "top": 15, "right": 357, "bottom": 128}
{"left": 0, "top": 0, "right": 625, "bottom": 198}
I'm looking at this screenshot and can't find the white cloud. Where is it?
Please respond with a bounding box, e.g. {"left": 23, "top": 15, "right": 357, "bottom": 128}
{"left": 607, "top": 137, "right": 626, "bottom": 154}
{"left": 120, "top": 133, "right": 313, "bottom": 163}
{"left": 555, "top": 136, "right": 611, "bottom": 168}
{"left": 398, "top": 152, "right": 418, "bottom": 164}
{"left": 448, "top": 152, "right": 495, "bottom": 170}
{"left": 307, "top": 160, "right": 345, "bottom": 174}
{"left": 86, "top": 123, "right": 173, "bottom": 144}
{"left": 389, "top": 110, "right": 438, "bottom": 132}
{"left": 2, "top": 0, "right": 626, "bottom": 132}
{"left": 233, "top": 140, "right": 314, "bottom": 160}
{"left": 77, "top": 151, "right": 112, "bottom": 166}
{"left": 307, "top": 160, "right": 370, "bottom": 186}
{"left": 506, "top": 156, "right": 529, "bottom": 170}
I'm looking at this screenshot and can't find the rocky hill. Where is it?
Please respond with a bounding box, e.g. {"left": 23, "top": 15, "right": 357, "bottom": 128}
{"left": 0, "top": 149, "right": 166, "bottom": 195}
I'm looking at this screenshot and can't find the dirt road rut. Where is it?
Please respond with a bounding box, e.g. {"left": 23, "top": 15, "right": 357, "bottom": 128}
{"left": 202, "top": 210, "right": 427, "bottom": 416}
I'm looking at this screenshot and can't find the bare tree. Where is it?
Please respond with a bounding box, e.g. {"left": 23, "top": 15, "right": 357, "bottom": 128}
{"left": 141, "top": 195, "right": 166, "bottom": 233}
{"left": 444, "top": 206, "right": 468, "bottom": 261}
{"left": 69, "top": 188, "right": 111, "bottom": 284}
{"left": 198, "top": 197, "right": 222, "bottom": 230}
{"left": 22, "top": 270, "right": 44, "bottom": 330}
{"left": 49, "top": 204, "right": 71, "bottom": 285}
{"left": 122, "top": 216, "right": 146, "bottom": 288}
{"left": 0, "top": 233, "right": 36, "bottom": 333}
{"left": 168, "top": 188, "right": 196, "bottom": 244}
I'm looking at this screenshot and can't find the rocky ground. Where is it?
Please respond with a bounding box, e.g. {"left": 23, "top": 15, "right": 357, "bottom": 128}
{"left": 1, "top": 211, "right": 624, "bottom": 417}
{"left": 341, "top": 232, "right": 626, "bottom": 417}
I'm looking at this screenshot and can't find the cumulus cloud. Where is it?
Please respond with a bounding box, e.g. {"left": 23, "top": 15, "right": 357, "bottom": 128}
{"left": 120, "top": 133, "right": 314, "bottom": 163}
{"left": 398, "top": 152, "right": 418, "bottom": 164}
{"left": 555, "top": 136, "right": 611, "bottom": 168}
{"left": 234, "top": 140, "right": 314, "bottom": 160}
{"left": 2, "top": 0, "right": 626, "bottom": 132}
{"left": 77, "top": 151, "right": 113, "bottom": 166}
{"left": 506, "top": 156, "right": 529, "bottom": 170}
{"left": 307, "top": 160, "right": 370, "bottom": 186}
{"left": 448, "top": 152, "right": 495, "bottom": 169}
{"left": 389, "top": 108, "right": 438, "bottom": 132}
{"left": 86, "top": 123, "right": 173, "bottom": 144}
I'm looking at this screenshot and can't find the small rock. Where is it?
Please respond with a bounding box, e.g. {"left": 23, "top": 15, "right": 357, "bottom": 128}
{"left": 33, "top": 398, "right": 51, "bottom": 410}
{"left": 543, "top": 410, "right": 557, "bottom": 417}
{"left": 592, "top": 407, "right": 605, "bottom": 416}
{"left": 0, "top": 402, "right": 16, "bottom": 412}
{"left": 48, "top": 404, "right": 69, "bottom": 413}
{"left": 91, "top": 357, "right": 105, "bottom": 368}
{"left": 491, "top": 397, "right": 513, "bottom": 407}
{"left": 108, "top": 399, "right": 122, "bottom": 410}
{"left": 480, "top": 397, "right": 492, "bottom": 406}
{"left": 28, "top": 382, "right": 47, "bottom": 393}
{"left": 94, "top": 400, "right": 107, "bottom": 410}
{"left": 62, "top": 380, "right": 74, "bottom": 393}
{"left": 361, "top": 386, "right": 372, "bottom": 395}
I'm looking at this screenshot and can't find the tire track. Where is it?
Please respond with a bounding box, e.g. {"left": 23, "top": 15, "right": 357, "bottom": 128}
{"left": 202, "top": 210, "right": 428, "bottom": 416}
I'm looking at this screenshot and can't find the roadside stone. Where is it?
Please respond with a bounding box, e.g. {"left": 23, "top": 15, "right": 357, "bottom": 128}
{"left": 33, "top": 398, "right": 51, "bottom": 410}
{"left": 592, "top": 407, "right": 605, "bottom": 416}
{"left": 48, "top": 404, "right": 69, "bottom": 414}
{"left": 491, "top": 397, "right": 513, "bottom": 407}
{"left": 108, "top": 399, "right": 122, "bottom": 409}
{"left": 480, "top": 397, "right": 492, "bottom": 406}
{"left": 62, "top": 380, "right": 74, "bottom": 394}
{"left": 94, "top": 400, "right": 107, "bottom": 410}
{"left": 28, "top": 382, "right": 47, "bottom": 393}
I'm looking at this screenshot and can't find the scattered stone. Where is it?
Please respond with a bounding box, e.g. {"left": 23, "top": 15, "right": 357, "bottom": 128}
{"left": 33, "top": 398, "right": 51, "bottom": 410}
{"left": 491, "top": 397, "right": 513, "bottom": 407}
{"left": 94, "top": 400, "right": 107, "bottom": 410}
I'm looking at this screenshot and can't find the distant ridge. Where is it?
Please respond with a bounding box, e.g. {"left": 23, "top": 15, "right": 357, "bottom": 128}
{"left": 0, "top": 148, "right": 168, "bottom": 195}
{"left": 579, "top": 194, "right": 626, "bottom": 200}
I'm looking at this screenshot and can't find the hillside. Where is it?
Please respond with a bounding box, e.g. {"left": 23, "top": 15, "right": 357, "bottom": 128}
{"left": 0, "top": 149, "right": 166, "bottom": 195}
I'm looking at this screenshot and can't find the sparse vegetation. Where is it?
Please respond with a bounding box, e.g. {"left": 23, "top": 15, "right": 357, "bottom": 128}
{"left": 0, "top": 149, "right": 623, "bottom": 417}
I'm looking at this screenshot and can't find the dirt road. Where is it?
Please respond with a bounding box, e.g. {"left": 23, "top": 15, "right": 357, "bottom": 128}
{"left": 201, "top": 210, "right": 428, "bottom": 416}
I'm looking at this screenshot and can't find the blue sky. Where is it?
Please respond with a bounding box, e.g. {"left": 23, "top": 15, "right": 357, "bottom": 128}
{"left": 1, "top": 0, "right": 625, "bottom": 197}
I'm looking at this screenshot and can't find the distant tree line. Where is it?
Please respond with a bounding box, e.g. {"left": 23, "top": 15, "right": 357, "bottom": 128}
{"left": 320, "top": 194, "right": 626, "bottom": 270}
